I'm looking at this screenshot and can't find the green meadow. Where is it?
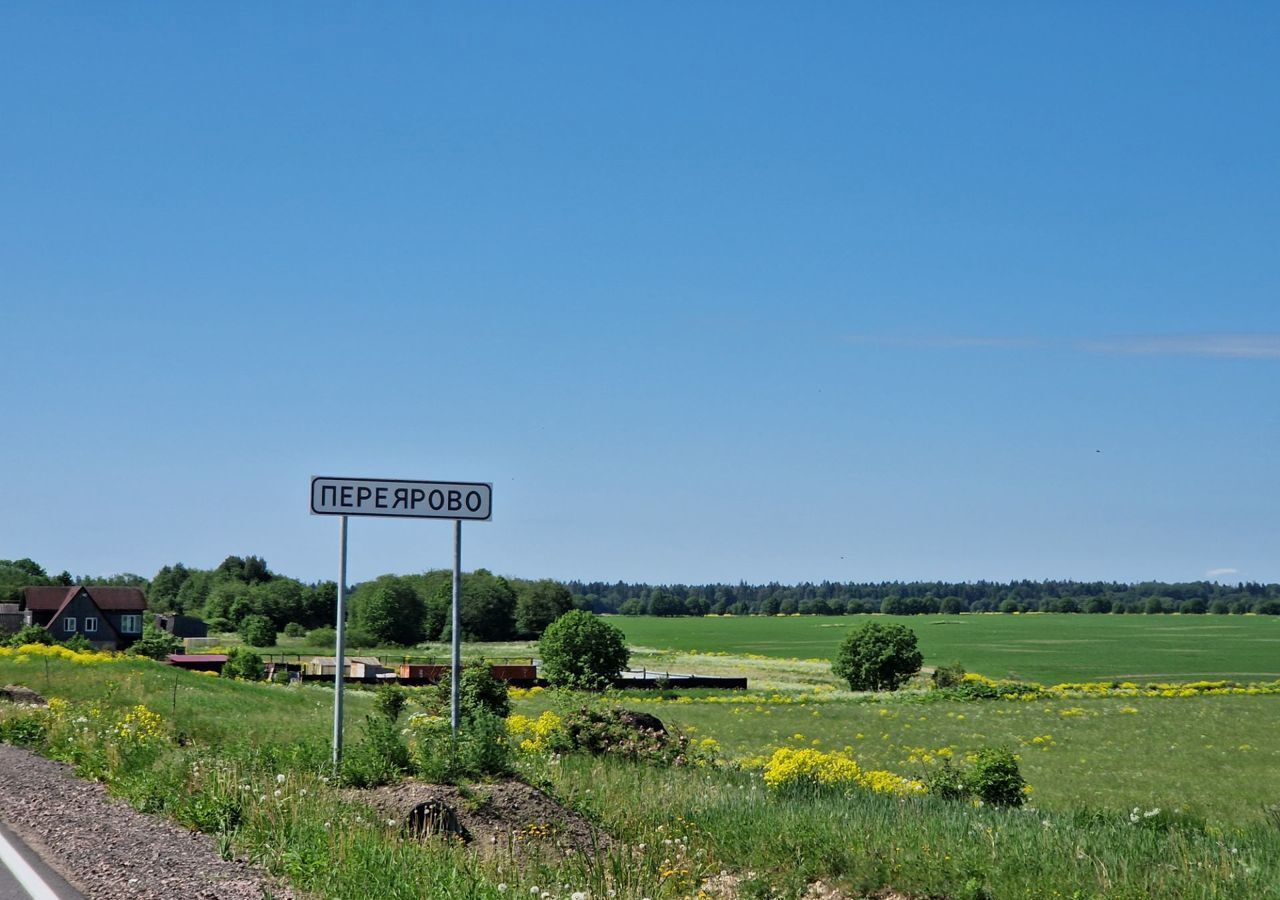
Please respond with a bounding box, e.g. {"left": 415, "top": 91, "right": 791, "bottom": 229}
{"left": 4, "top": 644, "right": 1280, "bottom": 897}
{"left": 612, "top": 613, "right": 1280, "bottom": 684}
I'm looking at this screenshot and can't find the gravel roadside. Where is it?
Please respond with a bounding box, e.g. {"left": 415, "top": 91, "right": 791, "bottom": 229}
{"left": 0, "top": 744, "right": 294, "bottom": 900}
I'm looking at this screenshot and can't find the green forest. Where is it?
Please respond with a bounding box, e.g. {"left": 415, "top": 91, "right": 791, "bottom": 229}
{"left": 4, "top": 556, "right": 1279, "bottom": 650}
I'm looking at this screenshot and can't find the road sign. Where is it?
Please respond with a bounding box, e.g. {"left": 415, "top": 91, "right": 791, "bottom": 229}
{"left": 310, "top": 476, "right": 492, "bottom": 521}
{"left": 310, "top": 474, "right": 493, "bottom": 769}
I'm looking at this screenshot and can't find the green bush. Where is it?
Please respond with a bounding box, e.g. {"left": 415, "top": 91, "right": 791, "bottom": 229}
{"left": 931, "top": 661, "right": 966, "bottom": 689}
{"left": 221, "top": 646, "right": 265, "bottom": 681}
{"left": 61, "top": 633, "right": 93, "bottom": 652}
{"left": 239, "top": 614, "right": 277, "bottom": 647}
{"left": 0, "top": 709, "right": 49, "bottom": 747}
{"left": 373, "top": 684, "right": 410, "bottom": 723}
{"left": 341, "top": 715, "right": 410, "bottom": 787}
{"left": 831, "top": 621, "right": 922, "bottom": 691}
{"left": 6, "top": 625, "right": 54, "bottom": 648}
{"left": 538, "top": 610, "right": 630, "bottom": 690}
{"left": 924, "top": 760, "right": 970, "bottom": 801}
{"left": 283, "top": 622, "right": 307, "bottom": 637}
{"left": 307, "top": 626, "right": 337, "bottom": 646}
{"left": 430, "top": 661, "right": 510, "bottom": 720}
{"left": 966, "top": 747, "right": 1026, "bottom": 807}
{"left": 546, "top": 704, "right": 704, "bottom": 766}
{"left": 128, "top": 624, "right": 182, "bottom": 661}
{"left": 401, "top": 710, "right": 512, "bottom": 783}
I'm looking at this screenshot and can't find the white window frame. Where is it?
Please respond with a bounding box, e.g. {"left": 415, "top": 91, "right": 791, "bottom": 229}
{"left": 120, "top": 614, "right": 141, "bottom": 633}
{"left": 63, "top": 616, "right": 76, "bottom": 633}
{"left": 84, "top": 617, "right": 98, "bottom": 633}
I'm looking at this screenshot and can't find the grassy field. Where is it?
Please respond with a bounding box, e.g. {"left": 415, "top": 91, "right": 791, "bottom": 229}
{"left": 612, "top": 613, "right": 1280, "bottom": 684}
{"left": 3, "top": 646, "right": 1280, "bottom": 898}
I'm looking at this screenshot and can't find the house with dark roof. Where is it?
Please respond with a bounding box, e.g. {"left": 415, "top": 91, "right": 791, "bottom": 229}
{"left": 21, "top": 586, "right": 148, "bottom": 650}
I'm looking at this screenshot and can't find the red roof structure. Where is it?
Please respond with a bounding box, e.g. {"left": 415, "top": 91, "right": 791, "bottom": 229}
{"left": 23, "top": 586, "right": 147, "bottom": 612}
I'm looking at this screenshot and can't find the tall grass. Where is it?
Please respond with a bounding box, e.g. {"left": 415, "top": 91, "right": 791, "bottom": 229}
{"left": 532, "top": 754, "right": 1280, "bottom": 900}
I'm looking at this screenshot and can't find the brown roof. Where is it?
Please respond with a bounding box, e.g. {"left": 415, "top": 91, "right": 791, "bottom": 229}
{"left": 23, "top": 586, "right": 147, "bottom": 612}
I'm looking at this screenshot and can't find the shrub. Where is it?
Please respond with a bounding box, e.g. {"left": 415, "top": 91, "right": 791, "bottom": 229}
{"left": 221, "top": 646, "right": 265, "bottom": 681}
{"left": 373, "top": 684, "right": 409, "bottom": 723}
{"left": 6, "top": 625, "right": 54, "bottom": 648}
{"left": 538, "top": 611, "right": 630, "bottom": 690}
{"left": 924, "top": 761, "right": 970, "bottom": 801}
{"left": 931, "top": 661, "right": 966, "bottom": 689}
{"left": 341, "top": 714, "right": 410, "bottom": 787}
{"left": 283, "top": 622, "right": 307, "bottom": 638}
{"left": 544, "top": 704, "right": 705, "bottom": 766}
{"left": 831, "top": 621, "right": 922, "bottom": 691}
{"left": 402, "top": 710, "right": 512, "bottom": 783}
{"left": 0, "top": 709, "right": 50, "bottom": 748}
{"left": 128, "top": 624, "right": 182, "bottom": 660}
{"left": 307, "top": 626, "right": 337, "bottom": 646}
{"left": 61, "top": 633, "right": 93, "bottom": 652}
{"left": 431, "top": 662, "right": 511, "bottom": 720}
{"left": 239, "top": 614, "right": 277, "bottom": 647}
{"left": 966, "top": 747, "right": 1026, "bottom": 807}
{"left": 343, "top": 626, "right": 376, "bottom": 649}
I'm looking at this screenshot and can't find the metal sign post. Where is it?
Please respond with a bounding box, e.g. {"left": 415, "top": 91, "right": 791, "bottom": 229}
{"left": 451, "top": 520, "right": 462, "bottom": 732}
{"left": 332, "top": 515, "right": 348, "bottom": 770}
{"left": 310, "top": 476, "right": 492, "bottom": 764}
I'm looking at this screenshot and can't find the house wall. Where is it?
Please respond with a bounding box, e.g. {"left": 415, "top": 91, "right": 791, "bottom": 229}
{"left": 49, "top": 592, "right": 117, "bottom": 647}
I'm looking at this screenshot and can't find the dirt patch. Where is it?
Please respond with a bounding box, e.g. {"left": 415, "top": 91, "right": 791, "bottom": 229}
{"left": 353, "top": 779, "right": 612, "bottom": 863}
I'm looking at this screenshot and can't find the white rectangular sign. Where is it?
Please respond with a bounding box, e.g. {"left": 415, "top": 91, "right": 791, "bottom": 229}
{"left": 310, "top": 476, "right": 492, "bottom": 521}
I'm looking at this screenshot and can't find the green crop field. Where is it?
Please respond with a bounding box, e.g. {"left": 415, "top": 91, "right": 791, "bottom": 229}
{"left": 612, "top": 613, "right": 1280, "bottom": 684}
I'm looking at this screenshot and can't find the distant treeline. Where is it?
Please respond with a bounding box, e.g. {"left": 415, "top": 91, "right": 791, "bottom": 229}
{"left": 5, "top": 557, "right": 1280, "bottom": 647}
{"left": 1, "top": 556, "right": 575, "bottom": 648}
{"left": 566, "top": 579, "right": 1280, "bottom": 616}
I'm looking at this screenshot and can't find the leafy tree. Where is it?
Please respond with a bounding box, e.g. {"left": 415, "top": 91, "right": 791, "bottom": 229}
{"left": 128, "top": 624, "right": 182, "bottom": 660}
{"left": 1180, "top": 598, "right": 1208, "bottom": 615}
{"left": 514, "top": 579, "right": 575, "bottom": 638}
{"left": 174, "top": 569, "right": 215, "bottom": 617}
{"left": 432, "top": 569, "right": 518, "bottom": 642}
{"left": 939, "top": 596, "right": 964, "bottom": 614}
{"left": 618, "top": 598, "right": 646, "bottom": 616}
{"left": 538, "top": 611, "right": 630, "bottom": 690}
{"left": 831, "top": 621, "right": 922, "bottom": 692}
{"left": 148, "top": 563, "right": 191, "bottom": 611}
{"left": 5, "top": 558, "right": 46, "bottom": 579}
{"left": 239, "top": 614, "right": 277, "bottom": 647}
{"left": 348, "top": 575, "right": 425, "bottom": 645}
{"left": 647, "top": 589, "right": 686, "bottom": 617}
{"left": 253, "top": 578, "right": 305, "bottom": 629}
{"left": 283, "top": 622, "right": 307, "bottom": 637}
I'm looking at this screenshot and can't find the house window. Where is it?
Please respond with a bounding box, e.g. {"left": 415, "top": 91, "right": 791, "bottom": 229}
{"left": 120, "top": 614, "right": 142, "bottom": 633}
{"left": 84, "top": 617, "right": 98, "bottom": 633}
{"left": 62, "top": 616, "right": 76, "bottom": 633}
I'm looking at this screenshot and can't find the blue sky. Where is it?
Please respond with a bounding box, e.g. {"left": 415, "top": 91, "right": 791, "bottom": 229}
{"left": 3, "top": 3, "right": 1277, "bottom": 586}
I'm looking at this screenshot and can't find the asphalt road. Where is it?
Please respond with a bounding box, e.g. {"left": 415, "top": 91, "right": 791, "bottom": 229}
{"left": 0, "top": 821, "right": 82, "bottom": 900}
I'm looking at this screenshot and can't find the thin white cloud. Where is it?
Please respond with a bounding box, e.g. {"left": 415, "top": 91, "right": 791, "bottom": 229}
{"left": 1080, "top": 334, "right": 1280, "bottom": 359}
{"left": 840, "top": 332, "right": 1280, "bottom": 360}
{"left": 841, "top": 334, "right": 1040, "bottom": 350}
{"left": 1206, "top": 567, "right": 1238, "bottom": 579}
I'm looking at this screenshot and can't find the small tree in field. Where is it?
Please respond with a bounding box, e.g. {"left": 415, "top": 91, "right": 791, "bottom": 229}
{"left": 239, "top": 614, "right": 277, "bottom": 647}
{"left": 832, "top": 621, "right": 922, "bottom": 691}
{"left": 538, "top": 611, "right": 629, "bottom": 691}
